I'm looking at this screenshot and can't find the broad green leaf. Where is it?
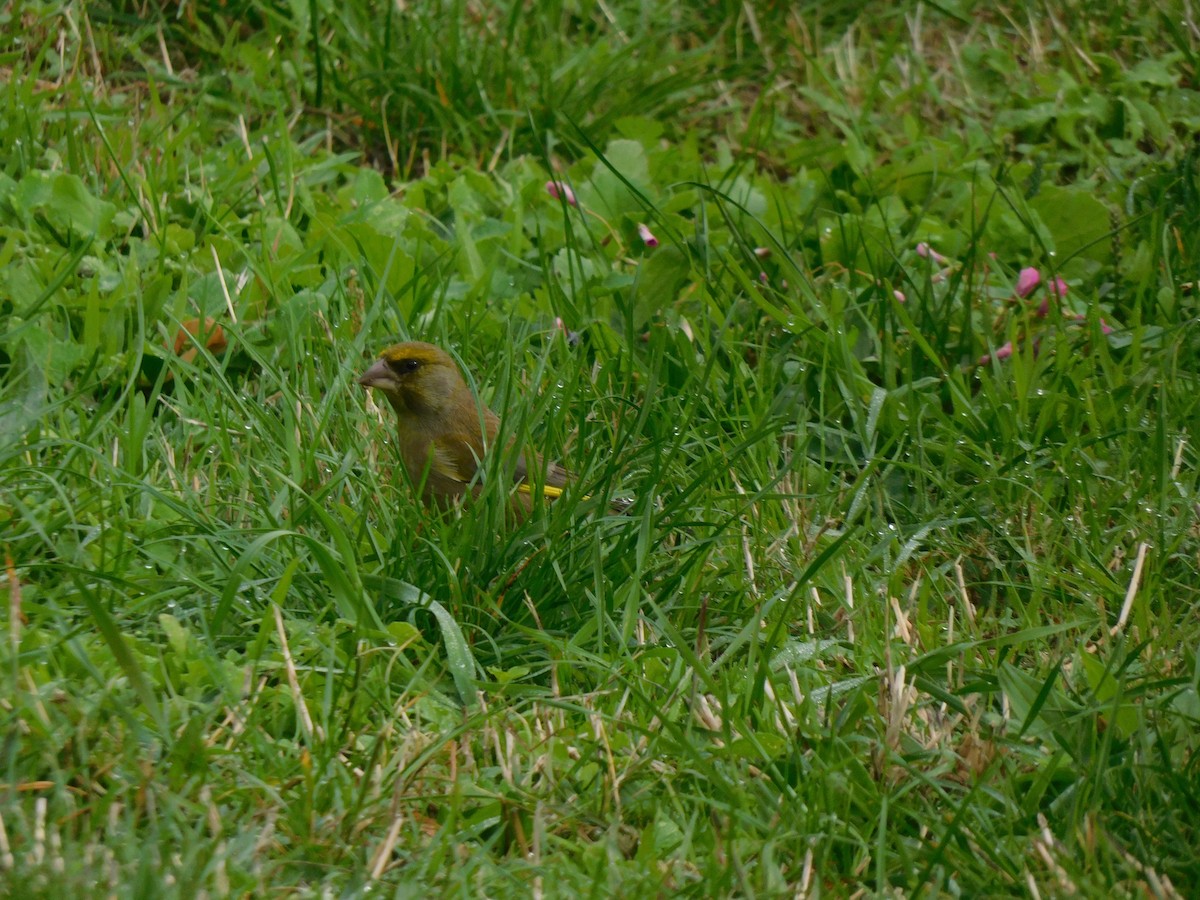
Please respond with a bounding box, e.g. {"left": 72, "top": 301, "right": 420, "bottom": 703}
{"left": 1029, "top": 185, "right": 1112, "bottom": 263}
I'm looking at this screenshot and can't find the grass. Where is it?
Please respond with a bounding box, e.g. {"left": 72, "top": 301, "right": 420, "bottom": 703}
{"left": 3, "top": 0, "right": 1200, "bottom": 894}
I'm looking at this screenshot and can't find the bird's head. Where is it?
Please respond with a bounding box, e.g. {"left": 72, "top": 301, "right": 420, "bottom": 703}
{"left": 358, "top": 342, "right": 468, "bottom": 416}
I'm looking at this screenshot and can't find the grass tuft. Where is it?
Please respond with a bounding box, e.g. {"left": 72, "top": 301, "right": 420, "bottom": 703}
{"left": 2, "top": 0, "right": 1199, "bottom": 894}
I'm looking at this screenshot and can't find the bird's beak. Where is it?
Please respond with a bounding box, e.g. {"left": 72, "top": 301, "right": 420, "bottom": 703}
{"left": 358, "top": 359, "right": 395, "bottom": 390}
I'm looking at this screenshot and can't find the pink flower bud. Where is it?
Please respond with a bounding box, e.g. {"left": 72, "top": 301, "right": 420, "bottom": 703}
{"left": 916, "top": 242, "right": 947, "bottom": 263}
{"left": 979, "top": 341, "right": 1014, "bottom": 366}
{"left": 545, "top": 181, "right": 577, "bottom": 207}
{"left": 637, "top": 223, "right": 659, "bottom": 248}
{"left": 1072, "top": 313, "right": 1114, "bottom": 335}
{"left": 753, "top": 247, "right": 771, "bottom": 258}
{"left": 893, "top": 290, "right": 906, "bottom": 303}
{"left": 1015, "top": 267, "right": 1041, "bottom": 298}
{"left": 1049, "top": 276, "right": 1068, "bottom": 297}
{"left": 555, "top": 316, "right": 581, "bottom": 346}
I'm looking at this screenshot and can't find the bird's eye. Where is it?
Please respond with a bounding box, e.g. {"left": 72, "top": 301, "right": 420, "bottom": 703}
{"left": 391, "top": 357, "right": 421, "bottom": 375}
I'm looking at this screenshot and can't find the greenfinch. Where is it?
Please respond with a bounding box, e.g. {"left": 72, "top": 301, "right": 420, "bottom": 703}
{"left": 358, "top": 342, "right": 576, "bottom": 510}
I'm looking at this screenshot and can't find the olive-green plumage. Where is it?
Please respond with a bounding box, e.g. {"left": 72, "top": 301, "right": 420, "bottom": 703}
{"left": 358, "top": 342, "right": 571, "bottom": 507}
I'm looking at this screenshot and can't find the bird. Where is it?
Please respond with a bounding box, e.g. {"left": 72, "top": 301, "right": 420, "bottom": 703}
{"left": 357, "top": 341, "right": 580, "bottom": 511}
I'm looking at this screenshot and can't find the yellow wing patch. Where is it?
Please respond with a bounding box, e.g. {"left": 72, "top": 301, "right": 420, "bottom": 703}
{"left": 516, "top": 481, "right": 568, "bottom": 500}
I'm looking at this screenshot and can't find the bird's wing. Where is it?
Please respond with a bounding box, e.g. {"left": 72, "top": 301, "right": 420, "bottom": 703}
{"left": 436, "top": 407, "right": 576, "bottom": 501}
{"left": 430, "top": 431, "right": 567, "bottom": 497}
{"left": 513, "top": 457, "right": 572, "bottom": 500}
{"left": 428, "top": 434, "right": 486, "bottom": 487}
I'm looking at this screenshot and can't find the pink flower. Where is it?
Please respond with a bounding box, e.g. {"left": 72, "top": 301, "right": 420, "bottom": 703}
{"left": 1028, "top": 273, "right": 1068, "bottom": 317}
{"left": 758, "top": 272, "right": 769, "bottom": 284}
{"left": 1015, "top": 267, "right": 1041, "bottom": 298}
{"left": 637, "top": 223, "right": 659, "bottom": 248}
{"left": 893, "top": 290, "right": 906, "bottom": 303}
{"left": 545, "top": 181, "right": 577, "bottom": 207}
{"left": 916, "top": 242, "right": 948, "bottom": 264}
{"left": 554, "top": 316, "right": 581, "bottom": 346}
{"left": 1071, "top": 313, "right": 1114, "bottom": 335}
{"left": 979, "top": 341, "right": 1014, "bottom": 366}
